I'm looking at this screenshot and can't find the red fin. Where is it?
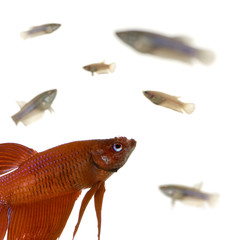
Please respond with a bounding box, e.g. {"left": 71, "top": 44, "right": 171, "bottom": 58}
{"left": 0, "top": 143, "right": 38, "bottom": 175}
{"left": 7, "top": 191, "right": 81, "bottom": 240}
{"left": 73, "top": 182, "right": 103, "bottom": 239}
{"left": 94, "top": 182, "right": 106, "bottom": 240}
{"left": 0, "top": 205, "right": 8, "bottom": 240}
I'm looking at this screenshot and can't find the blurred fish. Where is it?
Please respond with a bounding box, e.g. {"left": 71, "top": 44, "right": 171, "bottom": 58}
{"left": 20, "top": 23, "right": 61, "bottom": 39}
{"left": 159, "top": 183, "right": 219, "bottom": 207}
{"left": 116, "top": 30, "right": 215, "bottom": 64}
{"left": 11, "top": 89, "right": 57, "bottom": 126}
{"left": 143, "top": 90, "right": 195, "bottom": 114}
{"left": 83, "top": 61, "right": 116, "bottom": 76}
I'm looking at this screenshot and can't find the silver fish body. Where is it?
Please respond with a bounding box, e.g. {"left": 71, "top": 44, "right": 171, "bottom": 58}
{"left": 21, "top": 23, "right": 61, "bottom": 39}
{"left": 116, "top": 30, "right": 214, "bottom": 64}
{"left": 159, "top": 184, "right": 219, "bottom": 207}
{"left": 11, "top": 89, "right": 57, "bottom": 126}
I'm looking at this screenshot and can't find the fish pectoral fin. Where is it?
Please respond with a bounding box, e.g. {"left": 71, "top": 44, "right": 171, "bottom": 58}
{"left": 0, "top": 143, "right": 38, "bottom": 175}
{"left": 73, "top": 182, "right": 103, "bottom": 240}
{"left": 16, "top": 101, "right": 26, "bottom": 109}
{"left": 7, "top": 191, "right": 81, "bottom": 240}
{"left": 48, "top": 106, "right": 55, "bottom": 113}
{"left": 171, "top": 198, "right": 176, "bottom": 207}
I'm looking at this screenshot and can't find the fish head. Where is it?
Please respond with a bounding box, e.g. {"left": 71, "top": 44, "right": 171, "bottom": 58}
{"left": 83, "top": 64, "right": 97, "bottom": 73}
{"left": 159, "top": 185, "right": 183, "bottom": 199}
{"left": 115, "top": 31, "right": 141, "bottom": 48}
{"left": 40, "top": 89, "right": 57, "bottom": 110}
{"left": 116, "top": 31, "right": 152, "bottom": 52}
{"left": 48, "top": 23, "right": 61, "bottom": 33}
{"left": 91, "top": 137, "right": 136, "bottom": 172}
{"left": 143, "top": 91, "right": 164, "bottom": 105}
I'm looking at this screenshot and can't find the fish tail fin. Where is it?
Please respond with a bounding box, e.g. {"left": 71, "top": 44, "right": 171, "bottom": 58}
{"left": 183, "top": 103, "right": 195, "bottom": 114}
{"left": 11, "top": 114, "right": 19, "bottom": 125}
{"left": 0, "top": 204, "right": 8, "bottom": 240}
{"left": 196, "top": 49, "right": 215, "bottom": 65}
{"left": 208, "top": 193, "right": 219, "bottom": 207}
{"left": 109, "top": 63, "right": 116, "bottom": 73}
{"left": 20, "top": 31, "right": 29, "bottom": 40}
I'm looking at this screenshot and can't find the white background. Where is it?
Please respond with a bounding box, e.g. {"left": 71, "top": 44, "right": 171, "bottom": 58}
{"left": 0, "top": 0, "right": 240, "bottom": 239}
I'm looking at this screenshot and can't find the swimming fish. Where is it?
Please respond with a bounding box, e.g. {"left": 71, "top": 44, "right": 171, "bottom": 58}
{"left": 159, "top": 183, "right": 219, "bottom": 207}
{"left": 20, "top": 23, "right": 61, "bottom": 39}
{"left": 0, "top": 137, "right": 136, "bottom": 240}
{"left": 116, "top": 30, "right": 215, "bottom": 64}
{"left": 143, "top": 90, "right": 195, "bottom": 114}
{"left": 83, "top": 61, "right": 116, "bottom": 76}
{"left": 11, "top": 89, "right": 57, "bottom": 126}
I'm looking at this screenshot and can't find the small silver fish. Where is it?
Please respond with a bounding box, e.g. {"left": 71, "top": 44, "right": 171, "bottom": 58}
{"left": 83, "top": 61, "right": 116, "bottom": 76}
{"left": 143, "top": 90, "right": 195, "bottom": 114}
{"left": 159, "top": 183, "right": 219, "bottom": 207}
{"left": 116, "top": 30, "right": 214, "bottom": 64}
{"left": 20, "top": 23, "right": 61, "bottom": 39}
{"left": 11, "top": 89, "right": 57, "bottom": 126}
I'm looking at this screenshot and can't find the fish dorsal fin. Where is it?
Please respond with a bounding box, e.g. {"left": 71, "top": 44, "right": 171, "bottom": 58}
{"left": 7, "top": 191, "right": 81, "bottom": 240}
{"left": 0, "top": 143, "right": 38, "bottom": 175}
{"left": 194, "top": 182, "right": 203, "bottom": 190}
{"left": 16, "top": 101, "right": 26, "bottom": 109}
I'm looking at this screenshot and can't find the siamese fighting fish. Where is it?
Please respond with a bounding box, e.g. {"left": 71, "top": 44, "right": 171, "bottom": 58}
{"left": 0, "top": 137, "right": 136, "bottom": 240}
{"left": 143, "top": 90, "right": 195, "bottom": 114}
{"left": 11, "top": 89, "right": 57, "bottom": 126}
{"left": 83, "top": 61, "right": 116, "bottom": 76}
{"left": 20, "top": 23, "right": 61, "bottom": 39}
{"left": 159, "top": 183, "right": 219, "bottom": 207}
{"left": 116, "top": 30, "right": 215, "bottom": 64}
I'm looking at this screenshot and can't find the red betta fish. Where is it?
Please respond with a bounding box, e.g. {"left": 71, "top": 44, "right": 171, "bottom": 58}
{"left": 0, "top": 137, "right": 136, "bottom": 240}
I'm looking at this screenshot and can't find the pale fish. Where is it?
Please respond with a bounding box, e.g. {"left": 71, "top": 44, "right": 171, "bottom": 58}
{"left": 83, "top": 61, "right": 116, "bottom": 76}
{"left": 116, "top": 30, "right": 215, "bottom": 64}
{"left": 159, "top": 183, "right": 219, "bottom": 207}
{"left": 11, "top": 89, "right": 57, "bottom": 126}
{"left": 20, "top": 23, "right": 61, "bottom": 39}
{"left": 143, "top": 90, "right": 195, "bottom": 114}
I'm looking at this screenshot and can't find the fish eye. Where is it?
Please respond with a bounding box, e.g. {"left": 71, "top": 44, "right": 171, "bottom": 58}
{"left": 113, "top": 143, "right": 122, "bottom": 152}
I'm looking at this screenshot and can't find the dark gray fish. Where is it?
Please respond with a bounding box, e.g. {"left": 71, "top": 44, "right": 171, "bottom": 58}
{"left": 143, "top": 90, "right": 195, "bottom": 114}
{"left": 11, "top": 89, "right": 57, "bottom": 126}
{"left": 83, "top": 61, "right": 116, "bottom": 76}
{"left": 116, "top": 30, "right": 215, "bottom": 64}
{"left": 20, "top": 23, "right": 61, "bottom": 39}
{"left": 159, "top": 183, "right": 219, "bottom": 207}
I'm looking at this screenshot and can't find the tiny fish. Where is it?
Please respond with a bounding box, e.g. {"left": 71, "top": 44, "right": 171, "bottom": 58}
{"left": 83, "top": 61, "right": 116, "bottom": 76}
{"left": 116, "top": 30, "right": 215, "bottom": 64}
{"left": 143, "top": 90, "right": 195, "bottom": 114}
{"left": 20, "top": 23, "right": 61, "bottom": 39}
{"left": 159, "top": 183, "right": 219, "bottom": 207}
{"left": 11, "top": 89, "right": 57, "bottom": 126}
{"left": 0, "top": 137, "right": 136, "bottom": 240}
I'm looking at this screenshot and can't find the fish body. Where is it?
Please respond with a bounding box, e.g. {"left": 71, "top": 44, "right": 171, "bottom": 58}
{"left": 143, "top": 90, "right": 195, "bottom": 114}
{"left": 83, "top": 61, "right": 116, "bottom": 76}
{"left": 159, "top": 184, "right": 219, "bottom": 207}
{"left": 21, "top": 23, "right": 61, "bottom": 39}
{"left": 116, "top": 30, "right": 214, "bottom": 64}
{"left": 0, "top": 137, "right": 136, "bottom": 240}
{"left": 11, "top": 89, "right": 57, "bottom": 126}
